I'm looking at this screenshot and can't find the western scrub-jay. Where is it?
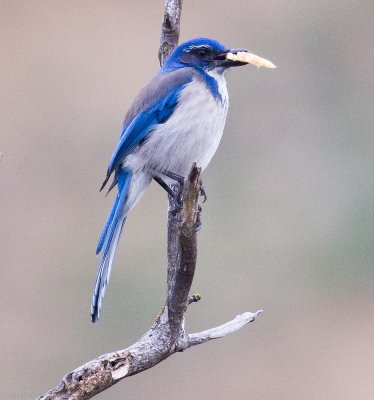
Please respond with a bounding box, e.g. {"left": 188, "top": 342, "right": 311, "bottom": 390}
{"left": 91, "top": 37, "right": 275, "bottom": 322}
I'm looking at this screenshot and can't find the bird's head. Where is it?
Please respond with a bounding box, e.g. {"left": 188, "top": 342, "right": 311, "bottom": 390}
{"left": 162, "top": 37, "right": 276, "bottom": 73}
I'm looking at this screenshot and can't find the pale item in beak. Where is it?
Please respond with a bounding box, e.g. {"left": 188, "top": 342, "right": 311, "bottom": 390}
{"left": 226, "top": 51, "right": 277, "bottom": 69}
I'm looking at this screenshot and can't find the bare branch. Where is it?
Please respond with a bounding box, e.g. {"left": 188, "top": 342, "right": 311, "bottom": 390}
{"left": 37, "top": 164, "right": 261, "bottom": 400}
{"left": 158, "top": 0, "right": 183, "bottom": 66}
{"left": 166, "top": 165, "right": 200, "bottom": 336}
{"left": 187, "top": 311, "right": 263, "bottom": 348}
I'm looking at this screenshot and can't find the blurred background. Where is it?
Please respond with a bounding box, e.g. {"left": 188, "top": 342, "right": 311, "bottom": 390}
{"left": 1, "top": 1, "right": 373, "bottom": 399}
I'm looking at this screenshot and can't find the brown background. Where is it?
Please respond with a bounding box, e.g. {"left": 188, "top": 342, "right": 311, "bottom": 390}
{"left": 1, "top": 1, "right": 373, "bottom": 399}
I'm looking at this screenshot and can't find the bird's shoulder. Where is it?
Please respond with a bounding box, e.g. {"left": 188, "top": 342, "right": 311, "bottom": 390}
{"left": 122, "top": 67, "right": 199, "bottom": 128}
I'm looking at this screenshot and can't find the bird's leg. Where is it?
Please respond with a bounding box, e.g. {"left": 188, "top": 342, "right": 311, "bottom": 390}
{"left": 153, "top": 173, "right": 183, "bottom": 210}
{"left": 162, "top": 171, "right": 185, "bottom": 184}
{"left": 153, "top": 170, "right": 205, "bottom": 222}
{"left": 160, "top": 171, "right": 185, "bottom": 208}
{"left": 156, "top": 170, "right": 208, "bottom": 204}
{"left": 154, "top": 176, "right": 175, "bottom": 198}
{"left": 162, "top": 170, "right": 207, "bottom": 202}
{"left": 157, "top": 168, "right": 203, "bottom": 227}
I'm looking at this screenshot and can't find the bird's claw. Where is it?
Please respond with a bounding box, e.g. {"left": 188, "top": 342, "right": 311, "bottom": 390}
{"left": 199, "top": 180, "right": 207, "bottom": 203}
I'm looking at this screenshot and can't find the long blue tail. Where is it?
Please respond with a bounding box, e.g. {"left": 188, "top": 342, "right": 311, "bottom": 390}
{"left": 91, "top": 169, "right": 132, "bottom": 322}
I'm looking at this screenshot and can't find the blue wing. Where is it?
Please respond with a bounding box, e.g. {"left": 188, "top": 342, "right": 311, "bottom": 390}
{"left": 100, "top": 68, "right": 195, "bottom": 191}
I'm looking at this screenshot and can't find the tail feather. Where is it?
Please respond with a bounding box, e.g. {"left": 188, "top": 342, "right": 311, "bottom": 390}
{"left": 96, "top": 194, "right": 120, "bottom": 255}
{"left": 91, "top": 170, "right": 132, "bottom": 323}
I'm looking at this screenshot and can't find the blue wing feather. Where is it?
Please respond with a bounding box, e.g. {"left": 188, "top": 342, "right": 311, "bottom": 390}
{"left": 96, "top": 193, "right": 119, "bottom": 254}
{"left": 101, "top": 68, "right": 196, "bottom": 188}
{"left": 107, "top": 82, "right": 187, "bottom": 174}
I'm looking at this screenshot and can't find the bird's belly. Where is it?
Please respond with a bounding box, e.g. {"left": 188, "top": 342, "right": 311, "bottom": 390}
{"left": 125, "top": 79, "right": 229, "bottom": 178}
{"left": 150, "top": 100, "right": 227, "bottom": 175}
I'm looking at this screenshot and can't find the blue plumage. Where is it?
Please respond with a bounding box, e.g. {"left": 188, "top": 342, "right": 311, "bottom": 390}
{"left": 96, "top": 193, "right": 118, "bottom": 254}
{"left": 107, "top": 76, "right": 191, "bottom": 177}
{"left": 92, "top": 169, "right": 132, "bottom": 321}
{"left": 92, "top": 38, "right": 253, "bottom": 322}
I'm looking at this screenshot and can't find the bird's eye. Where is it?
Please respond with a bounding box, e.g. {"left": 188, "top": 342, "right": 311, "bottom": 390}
{"left": 197, "top": 49, "right": 210, "bottom": 59}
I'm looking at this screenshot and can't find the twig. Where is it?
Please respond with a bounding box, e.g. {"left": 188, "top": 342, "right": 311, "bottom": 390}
{"left": 187, "top": 311, "right": 263, "bottom": 347}
{"left": 188, "top": 292, "right": 202, "bottom": 304}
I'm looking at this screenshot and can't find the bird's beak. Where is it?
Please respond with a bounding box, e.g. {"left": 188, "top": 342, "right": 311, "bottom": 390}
{"left": 217, "top": 48, "right": 277, "bottom": 69}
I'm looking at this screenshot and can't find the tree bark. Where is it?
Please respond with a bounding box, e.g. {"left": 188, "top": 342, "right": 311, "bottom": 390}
{"left": 158, "top": 0, "right": 183, "bottom": 66}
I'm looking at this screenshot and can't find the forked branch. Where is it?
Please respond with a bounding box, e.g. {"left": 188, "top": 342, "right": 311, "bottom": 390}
{"left": 37, "top": 165, "right": 261, "bottom": 400}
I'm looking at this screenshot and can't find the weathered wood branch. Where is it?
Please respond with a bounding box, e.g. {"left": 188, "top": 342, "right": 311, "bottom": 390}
{"left": 37, "top": 164, "right": 261, "bottom": 400}
{"left": 38, "top": 165, "right": 260, "bottom": 400}
{"left": 158, "top": 0, "right": 183, "bottom": 66}
{"left": 36, "top": 2, "right": 262, "bottom": 399}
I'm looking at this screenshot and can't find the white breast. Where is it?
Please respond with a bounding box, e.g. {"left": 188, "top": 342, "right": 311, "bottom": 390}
{"left": 125, "top": 74, "right": 229, "bottom": 178}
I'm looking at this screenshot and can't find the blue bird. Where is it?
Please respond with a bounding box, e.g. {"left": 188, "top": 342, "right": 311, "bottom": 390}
{"left": 91, "top": 37, "right": 275, "bottom": 322}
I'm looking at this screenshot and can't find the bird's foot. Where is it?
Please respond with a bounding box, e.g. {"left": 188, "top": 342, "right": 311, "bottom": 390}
{"left": 154, "top": 170, "right": 186, "bottom": 213}
{"left": 154, "top": 169, "right": 206, "bottom": 213}
{"left": 199, "top": 179, "right": 207, "bottom": 203}
{"left": 164, "top": 171, "right": 185, "bottom": 185}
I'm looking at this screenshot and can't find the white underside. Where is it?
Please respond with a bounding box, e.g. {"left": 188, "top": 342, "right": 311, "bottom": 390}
{"left": 123, "top": 74, "right": 229, "bottom": 215}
